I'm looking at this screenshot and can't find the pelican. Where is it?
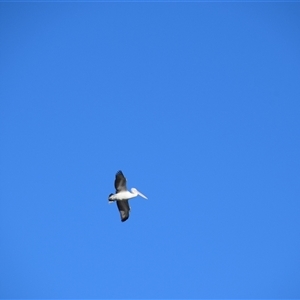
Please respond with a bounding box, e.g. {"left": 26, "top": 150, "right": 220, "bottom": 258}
{"left": 108, "top": 170, "right": 148, "bottom": 222}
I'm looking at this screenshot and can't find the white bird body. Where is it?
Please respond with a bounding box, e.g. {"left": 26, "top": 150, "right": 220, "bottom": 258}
{"left": 109, "top": 188, "right": 146, "bottom": 201}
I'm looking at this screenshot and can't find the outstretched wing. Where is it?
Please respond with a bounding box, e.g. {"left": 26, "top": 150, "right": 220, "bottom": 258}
{"left": 115, "top": 170, "right": 127, "bottom": 192}
{"left": 116, "top": 200, "right": 130, "bottom": 222}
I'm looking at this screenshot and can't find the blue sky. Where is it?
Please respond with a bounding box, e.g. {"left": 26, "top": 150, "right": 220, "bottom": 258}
{"left": 1, "top": 2, "right": 300, "bottom": 299}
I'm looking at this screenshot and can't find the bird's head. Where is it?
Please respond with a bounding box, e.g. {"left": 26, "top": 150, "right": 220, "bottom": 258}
{"left": 131, "top": 188, "right": 148, "bottom": 199}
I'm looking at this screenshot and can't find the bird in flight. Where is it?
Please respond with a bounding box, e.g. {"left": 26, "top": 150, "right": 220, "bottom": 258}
{"left": 108, "top": 170, "right": 148, "bottom": 222}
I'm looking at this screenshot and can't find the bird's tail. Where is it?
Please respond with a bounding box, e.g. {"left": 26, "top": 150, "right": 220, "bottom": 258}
{"left": 108, "top": 193, "right": 114, "bottom": 204}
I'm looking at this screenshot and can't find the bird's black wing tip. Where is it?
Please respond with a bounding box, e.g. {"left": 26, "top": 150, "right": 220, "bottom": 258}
{"left": 121, "top": 216, "right": 129, "bottom": 222}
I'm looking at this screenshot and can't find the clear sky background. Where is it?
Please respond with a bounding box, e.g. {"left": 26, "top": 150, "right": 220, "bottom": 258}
{"left": 1, "top": 2, "right": 300, "bottom": 299}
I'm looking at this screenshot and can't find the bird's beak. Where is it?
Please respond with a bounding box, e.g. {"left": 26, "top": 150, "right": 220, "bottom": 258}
{"left": 137, "top": 190, "right": 148, "bottom": 199}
